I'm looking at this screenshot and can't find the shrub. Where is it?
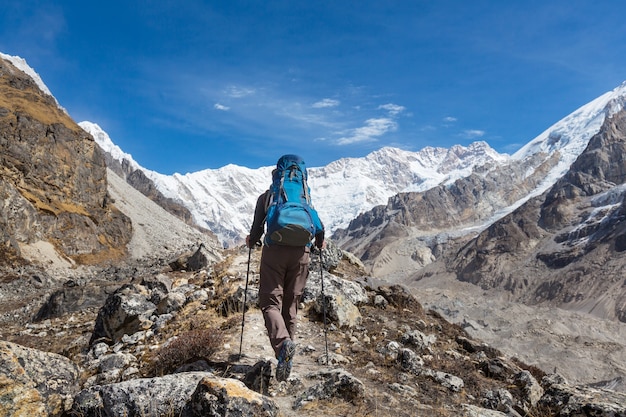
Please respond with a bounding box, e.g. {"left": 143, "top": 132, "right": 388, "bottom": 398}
{"left": 149, "top": 327, "right": 224, "bottom": 376}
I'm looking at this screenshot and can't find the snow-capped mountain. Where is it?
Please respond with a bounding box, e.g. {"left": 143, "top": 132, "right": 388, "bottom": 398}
{"left": 79, "top": 120, "right": 509, "bottom": 247}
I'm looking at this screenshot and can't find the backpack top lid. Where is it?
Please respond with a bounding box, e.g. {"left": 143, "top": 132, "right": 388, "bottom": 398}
{"left": 276, "top": 154, "right": 307, "bottom": 179}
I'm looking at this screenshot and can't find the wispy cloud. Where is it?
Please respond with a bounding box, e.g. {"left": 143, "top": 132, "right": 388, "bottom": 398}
{"left": 224, "top": 85, "right": 256, "bottom": 98}
{"left": 336, "top": 117, "right": 397, "bottom": 145}
{"left": 443, "top": 116, "right": 457, "bottom": 122}
{"left": 312, "top": 98, "right": 340, "bottom": 108}
{"left": 334, "top": 102, "right": 405, "bottom": 145}
{"left": 214, "top": 103, "right": 230, "bottom": 111}
{"left": 378, "top": 103, "right": 405, "bottom": 116}
{"left": 463, "top": 129, "right": 485, "bottom": 138}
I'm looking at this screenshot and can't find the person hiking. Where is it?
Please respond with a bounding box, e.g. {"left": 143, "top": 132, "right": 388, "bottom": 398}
{"left": 246, "top": 154, "right": 325, "bottom": 382}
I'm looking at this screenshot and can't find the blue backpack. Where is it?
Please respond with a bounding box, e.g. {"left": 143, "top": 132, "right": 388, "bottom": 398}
{"left": 264, "top": 155, "right": 323, "bottom": 246}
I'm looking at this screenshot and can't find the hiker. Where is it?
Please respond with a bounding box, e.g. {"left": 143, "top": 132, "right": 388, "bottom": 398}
{"left": 246, "top": 154, "right": 325, "bottom": 382}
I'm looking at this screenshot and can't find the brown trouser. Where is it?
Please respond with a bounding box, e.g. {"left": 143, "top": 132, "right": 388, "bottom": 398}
{"left": 258, "top": 244, "right": 310, "bottom": 357}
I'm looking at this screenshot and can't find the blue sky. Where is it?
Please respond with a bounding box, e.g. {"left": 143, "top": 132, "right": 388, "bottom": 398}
{"left": 2, "top": 1, "right": 626, "bottom": 174}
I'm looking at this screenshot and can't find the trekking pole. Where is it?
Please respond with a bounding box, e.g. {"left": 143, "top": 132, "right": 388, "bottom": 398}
{"left": 239, "top": 245, "right": 253, "bottom": 359}
{"left": 319, "top": 248, "right": 329, "bottom": 364}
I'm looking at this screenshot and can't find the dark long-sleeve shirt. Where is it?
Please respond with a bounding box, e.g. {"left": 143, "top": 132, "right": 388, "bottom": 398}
{"left": 249, "top": 190, "right": 270, "bottom": 245}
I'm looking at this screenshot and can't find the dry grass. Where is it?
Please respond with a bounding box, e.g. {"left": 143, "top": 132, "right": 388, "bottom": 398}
{"left": 145, "top": 327, "right": 224, "bottom": 376}
{"left": 0, "top": 62, "right": 78, "bottom": 129}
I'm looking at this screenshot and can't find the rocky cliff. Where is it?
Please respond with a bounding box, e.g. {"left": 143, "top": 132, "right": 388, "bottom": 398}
{"left": 0, "top": 57, "right": 131, "bottom": 265}
{"left": 447, "top": 109, "right": 626, "bottom": 322}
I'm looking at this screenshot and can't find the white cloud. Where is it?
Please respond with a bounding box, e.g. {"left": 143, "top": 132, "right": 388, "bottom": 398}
{"left": 443, "top": 116, "right": 457, "bottom": 122}
{"left": 214, "top": 103, "right": 230, "bottom": 111}
{"left": 378, "top": 103, "right": 405, "bottom": 115}
{"left": 463, "top": 129, "right": 485, "bottom": 138}
{"left": 225, "top": 85, "right": 256, "bottom": 98}
{"left": 312, "top": 98, "right": 340, "bottom": 108}
{"left": 336, "top": 117, "right": 397, "bottom": 145}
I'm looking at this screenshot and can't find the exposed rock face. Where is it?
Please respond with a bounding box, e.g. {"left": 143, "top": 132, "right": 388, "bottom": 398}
{"left": 0, "top": 341, "right": 80, "bottom": 417}
{"left": 0, "top": 57, "right": 132, "bottom": 264}
{"left": 103, "top": 149, "right": 196, "bottom": 226}
{"left": 449, "top": 110, "right": 626, "bottom": 322}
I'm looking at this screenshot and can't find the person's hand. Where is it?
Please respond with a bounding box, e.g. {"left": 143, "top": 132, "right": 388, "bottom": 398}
{"left": 245, "top": 235, "right": 252, "bottom": 248}
{"left": 315, "top": 239, "right": 326, "bottom": 249}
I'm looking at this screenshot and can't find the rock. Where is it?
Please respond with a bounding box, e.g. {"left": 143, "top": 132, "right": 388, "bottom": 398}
{"left": 309, "top": 241, "right": 342, "bottom": 271}
{"left": 314, "top": 292, "right": 362, "bottom": 328}
{"left": 187, "top": 243, "right": 220, "bottom": 271}
{"left": 157, "top": 291, "right": 187, "bottom": 314}
{"left": 71, "top": 371, "right": 280, "bottom": 416}
{"left": 70, "top": 372, "right": 210, "bottom": 416}
{"left": 141, "top": 273, "right": 173, "bottom": 293}
{"left": 0, "top": 57, "right": 132, "bottom": 262}
{"left": 514, "top": 370, "right": 543, "bottom": 409}
{"left": 539, "top": 380, "right": 626, "bottom": 416}
{"left": 456, "top": 335, "right": 501, "bottom": 358}
{"left": 0, "top": 341, "right": 80, "bottom": 417}
{"left": 481, "top": 388, "right": 515, "bottom": 412}
{"left": 462, "top": 404, "right": 510, "bottom": 416}
{"left": 217, "top": 285, "right": 258, "bottom": 317}
{"left": 377, "top": 285, "right": 424, "bottom": 313}
{"left": 294, "top": 369, "right": 365, "bottom": 410}
{"left": 189, "top": 374, "right": 279, "bottom": 416}
{"left": 395, "top": 347, "right": 464, "bottom": 392}
{"left": 302, "top": 270, "right": 368, "bottom": 306}
{"left": 90, "top": 284, "right": 156, "bottom": 345}
{"left": 32, "top": 279, "right": 119, "bottom": 321}
{"left": 240, "top": 360, "right": 272, "bottom": 395}
{"left": 373, "top": 294, "right": 389, "bottom": 308}
{"left": 397, "top": 348, "right": 424, "bottom": 372}
{"left": 479, "top": 358, "right": 521, "bottom": 381}
{"left": 401, "top": 329, "right": 436, "bottom": 351}
{"left": 422, "top": 368, "right": 465, "bottom": 392}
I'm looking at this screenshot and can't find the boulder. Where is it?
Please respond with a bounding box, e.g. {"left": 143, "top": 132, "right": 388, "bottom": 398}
{"left": 0, "top": 341, "right": 80, "bottom": 417}
{"left": 302, "top": 270, "right": 368, "bottom": 306}
{"left": 294, "top": 369, "right": 365, "bottom": 410}
{"left": 187, "top": 243, "right": 220, "bottom": 272}
{"left": 539, "top": 377, "right": 626, "bottom": 417}
{"left": 314, "top": 292, "right": 362, "bottom": 328}
{"left": 90, "top": 284, "right": 156, "bottom": 345}
{"left": 69, "top": 372, "right": 279, "bottom": 417}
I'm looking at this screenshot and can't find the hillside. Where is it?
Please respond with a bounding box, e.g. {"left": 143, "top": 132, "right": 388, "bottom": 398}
{"left": 0, "top": 55, "right": 132, "bottom": 266}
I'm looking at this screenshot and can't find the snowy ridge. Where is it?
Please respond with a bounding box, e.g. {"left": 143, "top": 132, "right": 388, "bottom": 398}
{"left": 307, "top": 142, "right": 508, "bottom": 237}
{"left": 79, "top": 121, "right": 142, "bottom": 171}
{"left": 512, "top": 82, "right": 626, "bottom": 201}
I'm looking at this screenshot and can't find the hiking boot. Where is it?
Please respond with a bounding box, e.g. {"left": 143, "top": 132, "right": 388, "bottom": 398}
{"left": 275, "top": 340, "right": 296, "bottom": 382}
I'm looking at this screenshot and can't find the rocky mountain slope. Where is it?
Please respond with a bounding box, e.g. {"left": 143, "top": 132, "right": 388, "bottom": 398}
{"left": 443, "top": 109, "right": 626, "bottom": 322}
{"left": 0, "top": 56, "right": 132, "bottom": 267}
{"left": 79, "top": 121, "right": 199, "bottom": 230}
